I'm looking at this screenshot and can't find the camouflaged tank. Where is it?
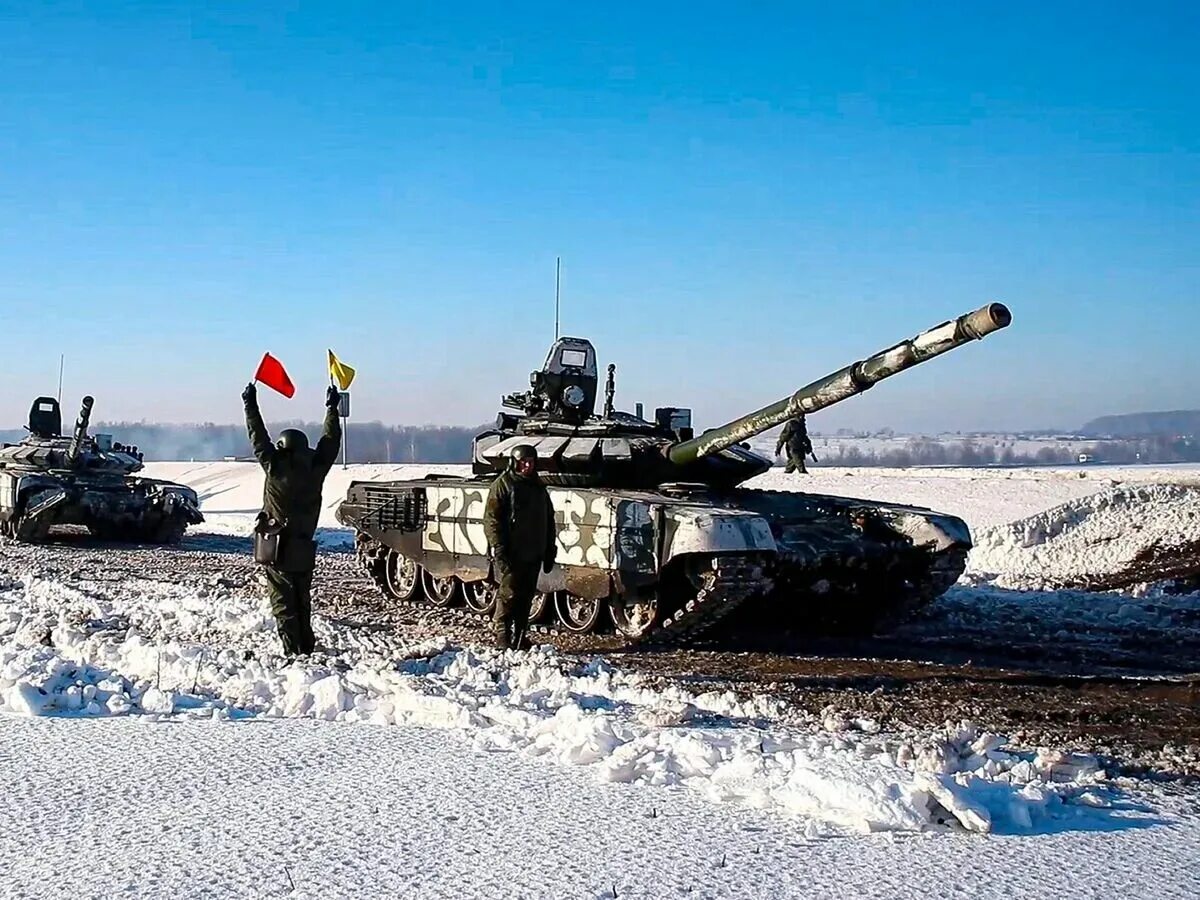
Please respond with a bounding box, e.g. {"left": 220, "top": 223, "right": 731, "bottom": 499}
{"left": 338, "top": 303, "right": 1011, "bottom": 644}
{"left": 0, "top": 396, "right": 203, "bottom": 543}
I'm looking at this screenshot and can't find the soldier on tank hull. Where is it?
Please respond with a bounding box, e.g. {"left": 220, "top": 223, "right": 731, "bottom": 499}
{"left": 243, "top": 383, "right": 342, "bottom": 657}
{"left": 776, "top": 413, "right": 816, "bottom": 475}
{"left": 483, "top": 444, "right": 557, "bottom": 651}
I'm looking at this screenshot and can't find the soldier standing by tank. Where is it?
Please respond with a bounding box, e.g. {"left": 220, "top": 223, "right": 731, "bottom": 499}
{"left": 776, "top": 413, "right": 816, "bottom": 475}
{"left": 242, "top": 382, "right": 342, "bottom": 657}
{"left": 483, "top": 444, "right": 557, "bottom": 651}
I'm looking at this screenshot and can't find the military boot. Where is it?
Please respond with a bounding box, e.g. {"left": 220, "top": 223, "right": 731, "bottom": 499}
{"left": 510, "top": 624, "right": 531, "bottom": 652}
{"left": 493, "top": 621, "right": 511, "bottom": 650}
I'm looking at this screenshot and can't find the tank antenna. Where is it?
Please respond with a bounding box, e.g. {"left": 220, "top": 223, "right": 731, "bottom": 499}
{"left": 554, "top": 256, "right": 561, "bottom": 340}
{"left": 57, "top": 354, "right": 64, "bottom": 404}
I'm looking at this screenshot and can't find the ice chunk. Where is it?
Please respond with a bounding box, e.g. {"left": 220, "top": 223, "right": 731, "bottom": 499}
{"left": 5, "top": 682, "right": 48, "bottom": 716}
{"left": 140, "top": 687, "right": 176, "bottom": 716}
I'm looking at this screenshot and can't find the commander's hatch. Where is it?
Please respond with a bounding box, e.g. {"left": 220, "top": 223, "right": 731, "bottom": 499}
{"left": 28, "top": 397, "right": 62, "bottom": 438}
{"left": 535, "top": 337, "right": 598, "bottom": 423}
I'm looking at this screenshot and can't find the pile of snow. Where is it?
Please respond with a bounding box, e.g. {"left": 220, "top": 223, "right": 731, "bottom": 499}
{"left": 966, "top": 484, "right": 1200, "bottom": 590}
{"left": 0, "top": 566, "right": 1119, "bottom": 836}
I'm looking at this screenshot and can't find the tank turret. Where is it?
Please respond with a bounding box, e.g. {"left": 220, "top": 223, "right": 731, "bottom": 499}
{"left": 473, "top": 303, "right": 1011, "bottom": 489}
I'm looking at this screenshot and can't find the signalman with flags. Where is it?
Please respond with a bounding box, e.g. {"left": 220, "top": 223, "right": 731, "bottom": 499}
{"left": 243, "top": 352, "right": 344, "bottom": 657}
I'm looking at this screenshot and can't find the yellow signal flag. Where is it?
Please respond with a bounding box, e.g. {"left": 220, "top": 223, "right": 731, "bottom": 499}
{"left": 328, "top": 349, "right": 357, "bottom": 391}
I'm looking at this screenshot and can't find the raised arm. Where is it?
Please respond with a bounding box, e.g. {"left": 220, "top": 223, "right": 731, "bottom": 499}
{"left": 242, "top": 383, "right": 274, "bottom": 470}
{"left": 314, "top": 387, "right": 343, "bottom": 470}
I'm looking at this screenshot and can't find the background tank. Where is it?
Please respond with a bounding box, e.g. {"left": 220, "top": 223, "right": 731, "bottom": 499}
{"left": 0, "top": 395, "right": 204, "bottom": 543}
{"left": 338, "top": 304, "right": 1011, "bottom": 645}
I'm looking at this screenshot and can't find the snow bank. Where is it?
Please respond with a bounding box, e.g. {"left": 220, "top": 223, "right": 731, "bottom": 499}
{"left": 0, "top": 567, "right": 1116, "bottom": 836}
{"left": 966, "top": 484, "right": 1200, "bottom": 590}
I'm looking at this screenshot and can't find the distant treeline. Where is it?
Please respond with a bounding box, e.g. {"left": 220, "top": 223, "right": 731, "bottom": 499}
{"left": 1080, "top": 409, "right": 1200, "bottom": 438}
{"left": 817, "top": 435, "right": 1200, "bottom": 468}
{"left": 2, "top": 421, "right": 481, "bottom": 463}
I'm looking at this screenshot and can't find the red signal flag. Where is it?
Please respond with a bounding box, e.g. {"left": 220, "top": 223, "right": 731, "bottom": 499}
{"left": 253, "top": 353, "right": 296, "bottom": 398}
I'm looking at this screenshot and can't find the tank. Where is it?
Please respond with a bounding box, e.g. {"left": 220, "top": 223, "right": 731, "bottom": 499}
{"left": 338, "top": 303, "right": 1011, "bottom": 645}
{"left": 0, "top": 396, "right": 204, "bottom": 543}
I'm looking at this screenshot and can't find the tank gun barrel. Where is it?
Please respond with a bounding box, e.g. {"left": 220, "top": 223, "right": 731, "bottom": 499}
{"left": 65, "top": 395, "right": 95, "bottom": 467}
{"left": 667, "top": 303, "right": 1011, "bottom": 466}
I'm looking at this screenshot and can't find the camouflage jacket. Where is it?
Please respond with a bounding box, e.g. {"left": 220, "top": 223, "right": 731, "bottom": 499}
{"left": 776, "top": 418, "right": 811, "bottom": 456}
{"left": 244, "top": 397, "right": 341, "bottom": 538}
{"left": 483, "top": 470, "right": 556, "bottom": 569}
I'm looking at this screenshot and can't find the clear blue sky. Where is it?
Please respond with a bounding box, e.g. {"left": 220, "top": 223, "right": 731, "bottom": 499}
{"left": 1, "top": 2, "right": 1196, "bottom": 433}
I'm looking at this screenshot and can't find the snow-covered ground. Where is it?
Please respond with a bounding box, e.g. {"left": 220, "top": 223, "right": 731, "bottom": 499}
{"left": 4, "top": 714, "right": 1197, "bottom": 900}
{"left": 0, "top": 567, "right": 1125, "bottom": 835}
{"left": 1, "top": 560, "right": 1198, "bottom": 898}
{"left": 2, "top": 461, "right": 1198, "bottom": 897}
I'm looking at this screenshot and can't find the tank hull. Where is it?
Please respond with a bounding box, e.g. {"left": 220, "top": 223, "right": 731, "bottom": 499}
{"left": 337, "top": 474, "right": 970, "bottom": 645}
{"left": 0, "top": 469, "right": 203, "bottom": 543}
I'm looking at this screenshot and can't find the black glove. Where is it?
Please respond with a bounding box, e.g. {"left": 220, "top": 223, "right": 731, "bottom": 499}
{"left": 326, "top": 385, "right": 340, "bottom": 409}
{"left": 242, "top": 382, "right": 257, "bottom": 403}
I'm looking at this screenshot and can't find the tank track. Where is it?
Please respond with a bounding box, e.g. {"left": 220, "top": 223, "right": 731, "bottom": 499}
{"left": 0, "top": 513, "right": 192, "bottom": 545}
{"left": 638, "top": 558, "right": 768, "bottom": 648}
{"left": 353, "top": 534, "right": 765, "bottom": 648}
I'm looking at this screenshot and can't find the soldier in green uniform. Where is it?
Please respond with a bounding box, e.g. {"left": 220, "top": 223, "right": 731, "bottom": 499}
{"left": 242, "top": 382, "right": 342, "bottom": 656}
{"left": 776, "top": 413, "right": 816, "bottom": 475}
{"left": 483, "top": 444, "right": 557, "bottom": 651}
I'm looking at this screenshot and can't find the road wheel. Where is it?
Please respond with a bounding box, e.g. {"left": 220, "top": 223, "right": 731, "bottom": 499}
{"left": 554, "top": 592, "right": 602, "bottom": 634}
{"left": 385, "top": 552, "right": 422, "bottom": 601}
{"left": 422, "top": 570, "right": 461, "bottom": 608}
{"left": 528, "top": 592, "right": 550, "bottom": 623}
{"left": 609, "top": 589, "right": 660, "bottom": 639}
{"left": 463, "top": 580, "right": 497, "bottom": 616}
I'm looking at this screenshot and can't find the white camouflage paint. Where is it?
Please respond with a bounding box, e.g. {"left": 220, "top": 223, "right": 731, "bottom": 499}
{"left": 887, "top": 509, "right": 970, "bottom": 552}
{"left": 418, "top": 483, "right": 776, "bottom": 573}
{"left": 0, "top": 474, "right": 16, "bottom": 513}
{"left": 662, "top": 505, "right": 777, "bottom": 561}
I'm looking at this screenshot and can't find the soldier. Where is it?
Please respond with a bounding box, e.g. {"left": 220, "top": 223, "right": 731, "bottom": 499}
{"left": 776, "top": 413, "right": 816, "bottom": 474}
{"left": 483, "top": 444, "right": 557, "bottom": 651}
{"left": 242, "top": 382, "right": 342, "bottom": 657}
